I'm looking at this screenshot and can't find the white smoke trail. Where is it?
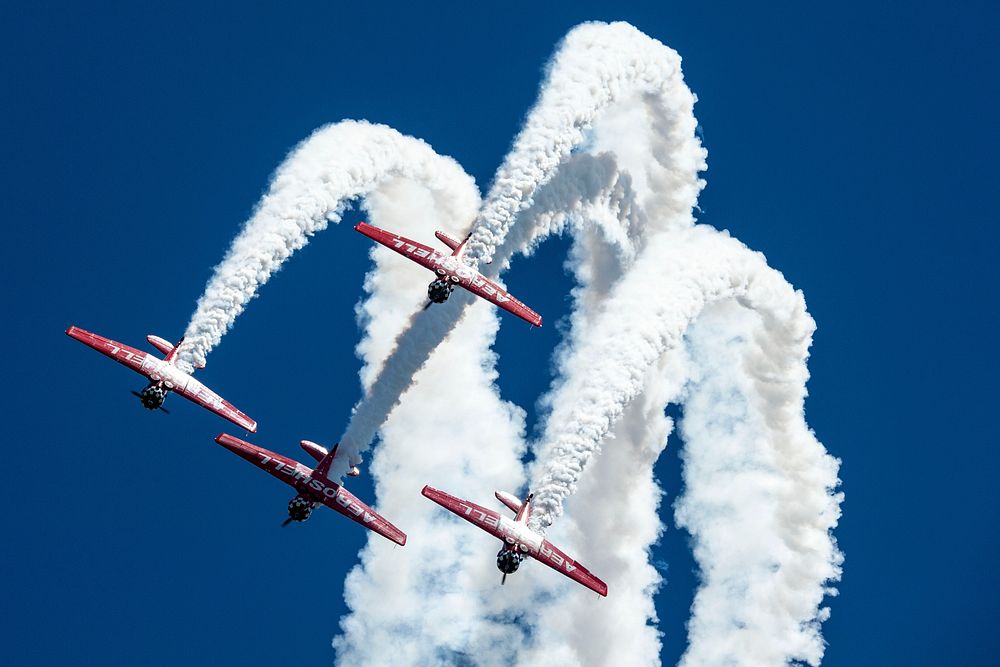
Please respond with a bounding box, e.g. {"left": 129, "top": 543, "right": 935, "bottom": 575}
{"left": 525, "top": 227, "right": 842, "bottom": 666}
{"left": 333, "top": 183, "right": 533, "bottom": 665}
{"left": 331, "top": 149, "right": 642, "bottom": 476}
{"left": 332, "top": 20, "right": 841, "bottom": 667}
{"left": 465, "top": 20, "right": 702, "bottom": 266}
{"left": 170, "top": 18, "right": 840, "bottom": 665}
{"left": 675, "top": 300, "right": 843, "bottom": 666}
{"left": 332, "top": 149, "right": 657, "bottom": 667}
{"left": 331, "top": 150, "right": 652, "bottom": 666}
{"left": 333, "top": 19, "right": 700, "bottom": 474}
{"left": 176, "top": 120, "right": 478, "bottom": 372}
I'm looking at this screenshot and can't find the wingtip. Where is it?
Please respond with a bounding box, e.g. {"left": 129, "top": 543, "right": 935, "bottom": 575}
{"left": 395, "top": 533, "right": 407, "bottom": 546}
{"left": 420, "top": 484, "right": 434, "bottom": 497}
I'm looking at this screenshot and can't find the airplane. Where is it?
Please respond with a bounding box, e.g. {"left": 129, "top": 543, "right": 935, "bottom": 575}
{"left": 66, "top": 326, "right": 257, "bottom": 432}
{"left": 421, "top": 485, "right": 607, "bottom": 596}
{"left": 215, "top": 433, "right": 406, "bottom": 545}
{"left": 354, "top": 222, "right": 543, "bottom": 327}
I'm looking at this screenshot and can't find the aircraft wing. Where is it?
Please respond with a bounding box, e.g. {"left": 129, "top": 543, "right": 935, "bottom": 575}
{"left": 216, "top": 433, "right": 312, "bottom": 487}
{"left": 354, "top": 223, "right": 543, "bottom": 326}
{"left": 354, "top": 222, "right": 443, "bottom": 272}
{"left": 68, "top": 326, "right": 257, "bottom": 432}
{"left": 66, "top": 326, "right": 153, "bottom": 375}
{"left": 173, "top": 380, "right": 257, "bottom": 432}
{"left": 460, "top": 271, "right": 543, "bottom": 327}
{"left": 530, "top": 538, "right": 609, "bottom": 597}
{"left": 315, "top": 484, "right": 407, "bottom": 546}
{"left": 423, "top": 486, "right": 607, "bottom": 595}
{"left": 421, "top": 485, "right": 506, "bottom": 541}
{"left": 215, "top": 434, "right": 406, "bottom": 546}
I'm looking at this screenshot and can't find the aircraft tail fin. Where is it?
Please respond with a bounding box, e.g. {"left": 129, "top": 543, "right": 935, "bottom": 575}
{"left": 148, "top": 334, "right": 204, "bottom": 368}
{"left": 313, "top": 443, "right": 360, "bottom": 480}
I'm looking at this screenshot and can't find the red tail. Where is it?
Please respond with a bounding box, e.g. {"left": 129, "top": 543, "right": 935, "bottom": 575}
{"left": 146, "top": 334, "right": 201, "bottom": 368}
{"left": 313, "top": 443, "right": 360, "bottom": 480}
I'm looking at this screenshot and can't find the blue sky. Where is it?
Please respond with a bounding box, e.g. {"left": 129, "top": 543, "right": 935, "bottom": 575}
{"left": 2, "top": 2, "right": 996, "bottom": 664}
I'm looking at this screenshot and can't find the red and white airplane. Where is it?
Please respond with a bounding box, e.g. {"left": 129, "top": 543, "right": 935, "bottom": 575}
{"left": 354, "top": 222, "right": 543, "bottom": 327}
{"left": 66, "top": 326, "right": 257, "bottom": 432}
{"left": 216, "top": 433, "right": 406, "bottom": 545}
{"left": 422, "top": 485, "right": 608, "bottom": 596}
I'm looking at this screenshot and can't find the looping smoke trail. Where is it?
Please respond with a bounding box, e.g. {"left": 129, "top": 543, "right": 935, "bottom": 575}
{"left": 333, "top": 20, "right": 841, "bottom": 667}
{"left": 466, "top": 21, "right": 700, "bottom": 266}
{"left": 524, "top": 227, "right": 842, "bottom": 665}
{"left": 334, "top": 20, "right": 701, "bottom": 473}
{"left": 529, "top": 229, "right": 807, "bottom": 530}
{"left": 674, "top": 298, "right": 843, "bottom": 667}
{"left": 332, "top": 150, "right": 643, "bottom": 477}
{"left": 176, "top": 17, "right": 842, "bottom": 665}
{"left": 177, "top": 120, "right": 478, "bottom": 372}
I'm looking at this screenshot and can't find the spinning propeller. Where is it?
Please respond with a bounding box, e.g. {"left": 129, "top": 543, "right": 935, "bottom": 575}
{"left": 130, "top": 390, "right": 169, "bottom": 413}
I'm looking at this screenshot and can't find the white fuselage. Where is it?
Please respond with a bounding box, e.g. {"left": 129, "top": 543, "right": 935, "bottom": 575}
{"left": 140, "top": 356, "right": 224, "bottom": 409}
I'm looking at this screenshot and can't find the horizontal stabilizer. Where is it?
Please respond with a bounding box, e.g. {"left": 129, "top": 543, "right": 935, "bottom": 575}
{"left": 434, "top": 230, "right": 463, "bottom": 251}
{"left": 495, "top": 490, "right": 523, "bottom": 514}
{"left": 146, "top": 334, "right": 176, "bottom": 357}
{"left": 300, "top": 439, "right": 329, "bottom": 462}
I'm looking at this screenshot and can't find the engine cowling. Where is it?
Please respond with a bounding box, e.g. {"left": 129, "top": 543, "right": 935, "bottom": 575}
{"left": 427, "top": 278, "right": 454, "bottom": 303}
{"left": 287, "top": 495, "right": 314, "bottom": 522}
{"left": 496, "top": 548, "right": 524, "bottom": 574}
{"left": 138, "top": 384, "right": 167, "bottom": 410}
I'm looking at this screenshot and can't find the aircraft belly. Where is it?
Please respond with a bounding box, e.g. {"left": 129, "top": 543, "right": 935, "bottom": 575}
{"left": 498, "top": 517, "right": 542, "bottom": 552}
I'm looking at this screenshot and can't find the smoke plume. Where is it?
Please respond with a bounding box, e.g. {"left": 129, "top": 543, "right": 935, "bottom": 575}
{"left": 335, "top": 21, "right": 842, "bottom": 667}
{"left": 177, "top": 120, "right": 477, "bottom": 372}
{"left": 182, "top": 19, "right": 843, "bottom": 666}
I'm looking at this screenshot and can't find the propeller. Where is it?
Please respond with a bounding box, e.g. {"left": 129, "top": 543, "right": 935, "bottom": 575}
{"left": 130, "top": 390, "right": 170, "bottom": 413}
{"left": 422, "top": 300, "right": 433, "bottom": 311}
{"left": 501, "top": 572, "right": 507, "bottom": 586}
{"left": 281, "top": 518, "right": 294, "bottom": 528}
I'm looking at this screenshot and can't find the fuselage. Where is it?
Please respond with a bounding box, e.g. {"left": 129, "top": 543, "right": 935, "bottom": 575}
{"left": 252, "top": 449, "right": 376, "bottom": 524}
{"left": 138, "top": 355, "right": 226, "bottom": 412}
{"left": 494, "top": 495, "right": 538, "bottom": 575}
{"left": 380, "top": 234, "right": 519, "bottom": 307}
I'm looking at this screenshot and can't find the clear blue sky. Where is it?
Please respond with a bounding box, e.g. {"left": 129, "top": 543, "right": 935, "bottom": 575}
{"left": 2, "top": 2, "right": 996, "bottom": 664}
